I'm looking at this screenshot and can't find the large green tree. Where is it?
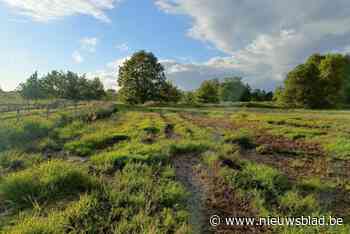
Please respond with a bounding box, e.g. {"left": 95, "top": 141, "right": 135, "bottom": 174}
{"left": 279, "top": 53, "right": 348, "bottom": 108}
{"left": 196, "top": 79, "right": 220, "bottom": 103}
{"left": 118, "top": 50, "right": 168, "bottom": 104}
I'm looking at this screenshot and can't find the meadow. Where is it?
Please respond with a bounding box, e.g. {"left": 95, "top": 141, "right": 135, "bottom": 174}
{"left": 0, "top": 102, "right": 350, "bottom": 233}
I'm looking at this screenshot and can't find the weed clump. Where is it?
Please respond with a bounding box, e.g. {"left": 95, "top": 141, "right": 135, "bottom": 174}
{"left": 64, "top": 134, "right": 129, "bottom": 156}
{"left": 0, "top": 151, "right": 43, "bottom": 172}
{"left": 0, "top": 160, "right": 95, "bottom": 209}
{"left": 224, "top": 129, "right": 255, "bottom": 149}
{"left": 0, "top": 120, "right": 51, "bottom": 152}
{"left": 168, "top": 141, "right": 209, "bottom": 155}
{"left": 279, "top": 191, "right": 319, "bottom": 216}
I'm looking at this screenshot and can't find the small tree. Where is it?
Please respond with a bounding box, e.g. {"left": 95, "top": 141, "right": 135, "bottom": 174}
{"left": 196, "top": 79, "right": 220, "bottom": 103}
{"left": 18, "top": 72, "right": 47, "bottom": 100}
{"left": 181, "top": 91, "right": 197, "bottom": 105}
{"left": 118, "top": 50, "right": 167, "bottom": 104}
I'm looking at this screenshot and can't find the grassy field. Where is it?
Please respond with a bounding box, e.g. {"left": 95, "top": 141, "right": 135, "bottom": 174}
{"left": 0, "top": 103, "right": 350, "bottom": 233}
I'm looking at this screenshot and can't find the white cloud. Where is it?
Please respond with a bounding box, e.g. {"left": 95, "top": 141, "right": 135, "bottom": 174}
{"left": 1, "top": 0, "right": 122, "bottom": 23}
{"left": 156, "top": 0, "right": 350, "bottom": 89}
{"left": 80, "top": 37, "right": 98, "bottom": 53}
{"left": 115, "top": 43, "right": 129, "bottom": 52}
{"left": 72, "top": 51, "right": 84, "bottom": 64}
{"left": 87, "top": 57, "right": 129, "bottom": 90}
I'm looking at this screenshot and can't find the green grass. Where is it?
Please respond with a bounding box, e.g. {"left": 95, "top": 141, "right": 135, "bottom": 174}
{"left": 224, "top": 128, "right": 255, "bottom": 149}
{"left": 279, "top": 190, "right": 319, "bottom": 216}
{"left": 325, "top": 137, "right": 350, "bottom": 160}
{"left": 1, "top": 104, "right": 350, "bottom": 233}
{"left": 64, "top": 133, "right": 129, "bottom": 156}
{"left": 0, "top": 151, "right": 43, "bottom": 172}
{"left": 0, "top": 160, "right": 95, "bottom": 209}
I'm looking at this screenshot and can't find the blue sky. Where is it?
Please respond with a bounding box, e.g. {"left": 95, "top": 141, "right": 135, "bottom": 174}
{"left": 1, "top": 0, "right": 350, "bottom": 91}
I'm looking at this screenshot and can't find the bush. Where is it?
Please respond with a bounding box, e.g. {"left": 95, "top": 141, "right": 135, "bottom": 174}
{"left": 233, "top": 162, "right": 290, "bottom": 202}
{"left": 3, "top": 213, "right": 64, "bottom": 234}
{"left": 0, "top": 151, "right": 43, "bottom": 172}
{"left": 64, "top": 134, "right": 129, "bottom": 156}
{"left": 168, "top": 142, "right": 209, "bottom": 155}
{"left": 224, "top": 129, "right": 255, "bottom": 149}
{"left": 0, "top": 121, "right": 50, "bottom": 152}
{"left": 0, "top": 160, "right": 95, "bottom": 208}
{"left": 279, "top": 191, "right": 319, "bottom": 216}
{"left": 91, "top": 148, "right": 166, "bottom": 172}
{"left": 63, "top": 194, "right": 111, "bottom": 233}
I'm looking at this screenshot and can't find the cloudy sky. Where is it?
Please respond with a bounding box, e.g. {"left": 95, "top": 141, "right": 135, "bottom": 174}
{"left": 1, "top": 0, "right": 350, "bottom": 91}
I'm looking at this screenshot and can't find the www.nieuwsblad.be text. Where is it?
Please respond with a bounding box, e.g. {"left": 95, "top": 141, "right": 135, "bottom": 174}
{"left": 209, "top": 215, "right": 343, "bottom": 227}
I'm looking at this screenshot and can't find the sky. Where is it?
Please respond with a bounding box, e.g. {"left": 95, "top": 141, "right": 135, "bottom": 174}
{"left": 1, "top": 0, "right": 350, "bottom": 91}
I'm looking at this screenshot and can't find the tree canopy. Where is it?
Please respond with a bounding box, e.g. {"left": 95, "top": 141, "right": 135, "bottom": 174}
{"left": 195, "top": 77, "right": 272, "bottom": 104}
{"left": 219, "top": 77, "right": 247, "bottom": 102}
{"left": 196, "top": 79, "right": 220, "bottom": 103}
{"left": 18, "top": 71, "right": 105, "bottom": 101}
{"left": 118, "top": 50, "right": 177, "bottom": 104}
{"left": 277, "top": 53, "right": 349, "bottom": 108}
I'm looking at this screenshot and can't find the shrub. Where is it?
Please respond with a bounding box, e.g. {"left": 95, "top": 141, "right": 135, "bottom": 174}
{"left": 63, "top": 194, "right": 110, "bottom": 233}
{"left": 0, "top": 121, "right": 50, "bottom": 152}
{"left": 90, "top": 143, "right": 165, "bottom": 170}
{"left": 0, "top": 151, "right": 43, "bottom": 172}
{"left": 64, "top": 134, "right": 129, "bottom": 156}
{"left": 233, "top": 162, "right": 290, "bottom": 202}
{"left": 224, "top": 129, "right": 255, "bottom": 149}
{"left": 3, "top": 213, "right": 64, "bottom": 234}
{"left": 0, "top": 160, "right": 95, "bottom": 208}
{"left": 279, "top": 191, "right": 319, "bottom": 216}
{"left": 168, "top": 142, "right": 209, "bottom": 155}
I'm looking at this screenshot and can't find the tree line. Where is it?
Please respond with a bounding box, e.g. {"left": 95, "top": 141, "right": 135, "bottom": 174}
{"left": 117, "top": 50, "right": 272, "bottom": 105}
{"left": 18, "top": 71, "right": 105, "bottom": 101}
{"left": 17, "top": 50, "right": 350, "bottom": 109}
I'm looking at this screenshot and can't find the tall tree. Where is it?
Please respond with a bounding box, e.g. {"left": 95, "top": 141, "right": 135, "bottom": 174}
{"left": 279, "top": 53, "right": 347, "bottom": 108}
{"left": 118, "top": 50, "right": 167, "bottom": 104}
{"left": 196, "top": 79, "right": 220, "bottom": 103}
{"left": 343, "top": 55, "right": 350, "bottom": 104}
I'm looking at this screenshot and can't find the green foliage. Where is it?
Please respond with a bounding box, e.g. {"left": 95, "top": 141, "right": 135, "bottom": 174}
{"left": 0, "top": 160, "right": 95, "bottom": 209}
{"left": 168, "top": 141, "right": 209, "bottom": 155}
{"left": 181, "top": 91, "right": 197, "bottom": 105}
{"left": 0, "top": 120, "right": 51, "bottom": 152}
{"left": 279, "top": 191, "right": 319, "bottom": 216}
{"left": 64, "top": 133, "right": 129, "bottom": 156}
{"left": 18, "top": 70, "right": 106, "bottom": 101}
{"left": 219, "top": 77, "right": 248, "bottom": 102}
{"left": 3, "top": 213, "right": 65, "bottom": 234}
{"left": 196, "top": 79, "right": 220, "bottom": 103}
{"left": 110, "top": 163, "right": 189, "bottom": 233}
{"left": 160, "top": 81, "right": 183, "bottom": 103}
{"left": 231, "top": 161, "right": 290, "bottom": 203}
{"left": 118, "top": 50, "right": 179, "bottom": 104}
{"left": 279, "top": 53, "right": 348, "bottom": 108}
{"left": 224, "top": 129, "right": 255, "bottom": 149}
{"left": 18, "top": 72, "right": 47, "bottom": 100}
{"left": 0, "top": 151, "right": 43, "bottom": 172}
{"left": 325, "top": 137, "right": 350, "bottom": 160}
